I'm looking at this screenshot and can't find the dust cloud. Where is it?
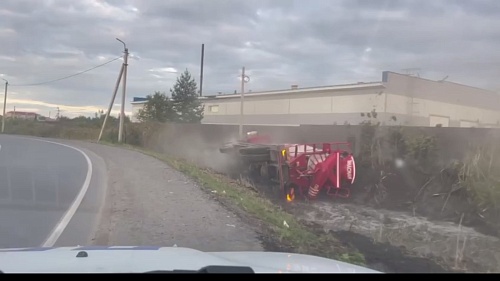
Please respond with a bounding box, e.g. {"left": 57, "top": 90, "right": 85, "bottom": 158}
{"left": 145, "top": 124, "right": 241, "bottom": 175}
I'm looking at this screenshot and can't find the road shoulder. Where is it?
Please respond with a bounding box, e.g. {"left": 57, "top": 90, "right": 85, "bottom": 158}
{"left": 72, "top": 141, "right": 263, "bottom": 251}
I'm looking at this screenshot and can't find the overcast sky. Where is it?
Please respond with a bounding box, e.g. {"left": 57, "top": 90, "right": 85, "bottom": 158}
{"left": 1, "top": 0, "right": 500, "bottom": 118}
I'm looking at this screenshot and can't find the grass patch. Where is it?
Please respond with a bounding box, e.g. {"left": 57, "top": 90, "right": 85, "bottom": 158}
{"left": 100, "top": 141, "right": 365, "bottom": 266}
{"left": 459, "top": 143, "right": 500, "bottom": 216}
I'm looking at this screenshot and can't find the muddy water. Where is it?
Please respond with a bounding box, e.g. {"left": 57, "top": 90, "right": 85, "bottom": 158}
{"left": 299, "top": 201, "right": 500, "bottom": 273}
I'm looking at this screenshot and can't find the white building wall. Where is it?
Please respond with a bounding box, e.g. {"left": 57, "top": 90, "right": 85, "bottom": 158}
{"left": 290, "top": 97, "right": 329, "bottom": 114}
{"left": 385, "top": 94, "right": 410, "bottom": 116}
{"left": 429, "top": 115, "right": 450, "bottom": 127}
{"left": 383, "top": 71, "right": 500, "bottom": 128}
{"left": 384, "top": 93, "right": 500, "bottom": 127}
{"left": 331, "top": 94, "right": 385, "bottom": 114}
{"left": 204, "top": 92, "right": 386, "bottom": 117}
{"left": 131, "top": 103, "right": 145, "bottom": 122}
{"left": 204, "top": 91, "right": 500, "bottom": 127}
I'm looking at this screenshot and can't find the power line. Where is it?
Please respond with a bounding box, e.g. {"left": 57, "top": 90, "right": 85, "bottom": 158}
{"left": 10, "top": 56, "right": 123, "bottom": 87}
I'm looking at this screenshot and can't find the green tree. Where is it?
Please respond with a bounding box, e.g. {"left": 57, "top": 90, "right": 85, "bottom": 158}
{"left": 137, "top": 91, "right": 173, "bottom": 122}
{"left": 170, "top": 69, "right": 204, "bottom": 123}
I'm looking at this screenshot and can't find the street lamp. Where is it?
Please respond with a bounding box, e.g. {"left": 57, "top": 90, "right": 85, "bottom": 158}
{"left": 1, "top": 78, "right": 8, "bottom": 133}
{"left": 116, "top": 38, "right": 126, "bottom": 50}
{"left": 239, "top": 67, "right": 250, "bottom": 138}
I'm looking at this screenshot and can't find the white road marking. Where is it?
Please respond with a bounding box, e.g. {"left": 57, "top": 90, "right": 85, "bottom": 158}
{"left": 28, "top": 139, "right": 94, "bottom": 247}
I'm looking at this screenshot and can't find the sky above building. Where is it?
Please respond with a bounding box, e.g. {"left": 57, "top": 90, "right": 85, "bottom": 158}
{"left": 1, "top": 0, "right": 500, "bottom": 118}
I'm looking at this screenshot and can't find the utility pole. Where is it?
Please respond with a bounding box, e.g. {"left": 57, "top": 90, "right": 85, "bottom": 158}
{"left": 98, "top": 38, "right": 129, "bottom": 143}
{"left": 1, "top": 78, "right": 8, "bottom": 133}
{"left": 98, "top": 63, "right": 124, "bottom": 142}
{"left": 117, "top": 38, "right": 129, "bottom": 143}
{"left": 239, "top": 67, "right": 249, "bottom": 138}
{"left": 199, "top": 43, "right": 204, "bottom": 97}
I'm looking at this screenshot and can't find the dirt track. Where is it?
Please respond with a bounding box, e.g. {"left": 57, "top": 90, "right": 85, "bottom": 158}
{"left": 72, "top": 142, "right": 263, "bottom": 252}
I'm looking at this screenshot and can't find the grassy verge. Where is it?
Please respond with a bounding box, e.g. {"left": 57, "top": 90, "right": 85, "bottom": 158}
{"left": 459, "top": 144, "right": 500, "bottom": 218}
{"left": 101, "top": 141, "right": 365, "bottom": 266}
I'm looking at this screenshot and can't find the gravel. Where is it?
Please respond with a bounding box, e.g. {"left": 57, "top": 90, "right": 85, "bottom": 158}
{"left": 73, "top": 142, "right": 264, "bottom": 252}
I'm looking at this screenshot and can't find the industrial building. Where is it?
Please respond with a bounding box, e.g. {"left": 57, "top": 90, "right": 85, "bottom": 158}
{"left": 130, "top": 97, "right": 148, "bottom": 122}
{"left": 131, "top": 71, "right": 500, "bottom": 128}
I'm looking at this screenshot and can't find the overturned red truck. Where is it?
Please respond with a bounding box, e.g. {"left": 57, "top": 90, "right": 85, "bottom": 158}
{"left": 219, "top": 131, "right": 356, "bottom": 202}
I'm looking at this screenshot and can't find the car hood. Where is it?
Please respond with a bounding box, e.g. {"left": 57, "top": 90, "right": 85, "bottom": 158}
{"left": 0, "top": 246, "right": 380, "bottom": 273}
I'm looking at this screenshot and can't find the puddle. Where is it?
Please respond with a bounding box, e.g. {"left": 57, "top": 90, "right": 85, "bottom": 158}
{"left": 334, "top": 230, "right": 448, "bottom": 273}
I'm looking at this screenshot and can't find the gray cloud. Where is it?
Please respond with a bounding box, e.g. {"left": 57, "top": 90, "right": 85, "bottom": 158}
{"left": 1, "top": 0, "right": 500, "bottom": 117}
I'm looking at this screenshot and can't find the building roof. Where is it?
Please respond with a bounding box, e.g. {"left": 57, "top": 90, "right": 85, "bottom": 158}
{"left": 131, "top": 96, "right": 148, "bottom": 105}
{"left": 201, "top": 82, "right": 384, "bottom": 100}
{"left": 129, "top": 82, "right": 384, "bottom": 105}
{"left": 133, "top": 97, "right": 148, "bottom": 102}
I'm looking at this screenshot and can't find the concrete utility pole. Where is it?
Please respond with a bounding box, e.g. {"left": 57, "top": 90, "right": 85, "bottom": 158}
{"left": 117, "top": 38, "right": 129, "bottom": 143}
{"left": 98, "top": 38, "right": 129, "bottom": 143}
{"left": 98, "top": 64, "right": 124, "bottom": 142}
{"left": 239, "top": 67, "right": 250, "bottom": 138}
{"left": 1, "top": 78, "right": 8, "bottom": 133}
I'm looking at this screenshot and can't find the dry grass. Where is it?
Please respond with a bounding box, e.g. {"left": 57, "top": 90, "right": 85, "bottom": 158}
{"left": 458, "top": 143, "right": 500, "bottom": 215}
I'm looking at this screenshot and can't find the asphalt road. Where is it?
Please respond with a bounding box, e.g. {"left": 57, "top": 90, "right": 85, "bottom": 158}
{"left": 0, "top": 135, "right": 106, "bottom": 248}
